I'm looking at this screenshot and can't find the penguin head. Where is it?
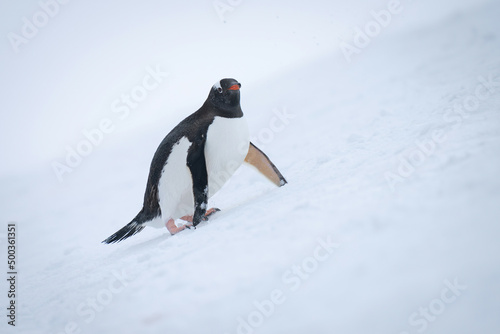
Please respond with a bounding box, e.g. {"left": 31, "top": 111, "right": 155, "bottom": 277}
{"left": 209, "top": 78, "right": 242, "bottom": 113}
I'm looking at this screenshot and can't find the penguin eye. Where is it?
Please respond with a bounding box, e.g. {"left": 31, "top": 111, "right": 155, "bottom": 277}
{"left": 217, "top": 87, "right": 223, "bottom": 93}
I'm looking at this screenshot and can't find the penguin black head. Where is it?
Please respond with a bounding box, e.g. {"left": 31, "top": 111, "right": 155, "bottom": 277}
{"left": 208, "top": 78, "right": 242, "bottom": 114}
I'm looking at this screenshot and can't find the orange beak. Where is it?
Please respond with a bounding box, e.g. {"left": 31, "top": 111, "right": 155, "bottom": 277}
{"left": 228, "top": 84, "right": 240, "bottom": 91}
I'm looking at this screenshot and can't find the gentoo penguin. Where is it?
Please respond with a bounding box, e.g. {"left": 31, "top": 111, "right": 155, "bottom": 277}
{"left": 103, "top": 78, "right": 287, "bottom": 244}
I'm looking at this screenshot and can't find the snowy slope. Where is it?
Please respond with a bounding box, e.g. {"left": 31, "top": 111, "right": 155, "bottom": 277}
{"left": 1, "top": 1, "right": 500, "bottom": 334}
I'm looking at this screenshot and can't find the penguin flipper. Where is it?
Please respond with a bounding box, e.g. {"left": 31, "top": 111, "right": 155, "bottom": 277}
{"left": 244, "top": 142, "right": 287, "bottom": 187}
{"left": 186, "top": 136, "right": 209, "bottom": 227}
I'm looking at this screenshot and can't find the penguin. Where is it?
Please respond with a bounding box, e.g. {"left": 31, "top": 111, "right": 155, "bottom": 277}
{"left": 102, "top": 78, "right": 287, "bottom": 244}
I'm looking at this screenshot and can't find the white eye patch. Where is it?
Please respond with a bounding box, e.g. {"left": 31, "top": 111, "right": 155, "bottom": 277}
{"left": 213, "top": 80, "right": 222, "bottom": 93}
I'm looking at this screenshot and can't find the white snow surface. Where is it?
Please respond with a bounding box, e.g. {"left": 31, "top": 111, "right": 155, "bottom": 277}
{"left": 1, "top": 1, "right": 500, "bottom": 334}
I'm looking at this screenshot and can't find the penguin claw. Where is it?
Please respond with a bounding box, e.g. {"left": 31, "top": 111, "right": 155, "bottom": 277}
{"left": 203, "top": 208, "right": 220, "bottom": 221}
{"left": 166, "top": 219, "right": 192, "bottom": 235}
{"left": 167, "top": 208, "right": 219, "bottom": 235}
{"left": 180, "top": 208, "right": 221, "bottom": 223}
{"left": 181, "top": 222, "right": 194, "bottom": 230}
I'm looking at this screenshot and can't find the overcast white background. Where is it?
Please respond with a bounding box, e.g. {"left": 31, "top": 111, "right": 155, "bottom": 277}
{"left": 0, "top": 0, "right": 492, "bottom": 175}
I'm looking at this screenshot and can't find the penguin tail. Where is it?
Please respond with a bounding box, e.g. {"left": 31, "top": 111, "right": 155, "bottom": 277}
{"left": 102, "top": 214, "right": 147, "bottom": 244}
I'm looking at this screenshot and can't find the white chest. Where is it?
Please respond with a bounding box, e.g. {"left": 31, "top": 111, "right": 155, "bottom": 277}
{"left": 205, "top": 116, "right": 249, "bottom": 196}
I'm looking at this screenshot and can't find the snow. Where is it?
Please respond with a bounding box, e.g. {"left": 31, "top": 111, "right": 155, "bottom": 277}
{"left": 1, "top": 1, "right": 500, "bottom": 333}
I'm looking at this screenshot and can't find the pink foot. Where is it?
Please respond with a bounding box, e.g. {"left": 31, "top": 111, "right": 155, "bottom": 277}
{"left": 166, "top": 219, "right": 191, "bottom": 235}
{"left": 180, "top": 208, "right": 220, "bottom": 223}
